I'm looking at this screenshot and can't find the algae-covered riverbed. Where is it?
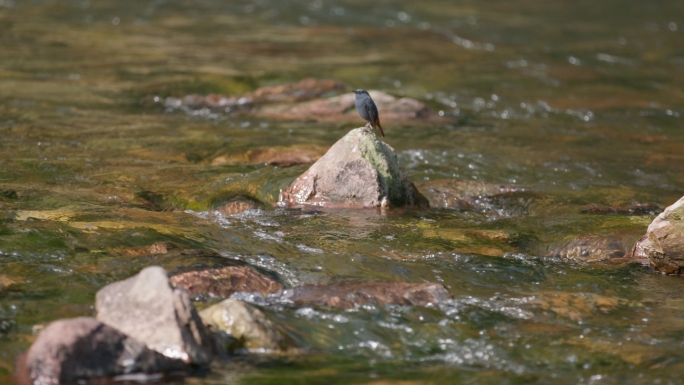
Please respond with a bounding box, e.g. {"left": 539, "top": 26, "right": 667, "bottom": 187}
{"left": 2, "top": 0, "right": 684, "bottom": 383}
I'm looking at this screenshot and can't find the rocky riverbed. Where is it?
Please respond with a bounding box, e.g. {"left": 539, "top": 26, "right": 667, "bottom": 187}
{"left": 2, "top": 0, "right": 684, "bottom": 384}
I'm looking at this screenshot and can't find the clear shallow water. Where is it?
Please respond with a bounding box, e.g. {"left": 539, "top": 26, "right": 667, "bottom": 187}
{"left": 1, "top": 0, "right": 684, "bottom": 383}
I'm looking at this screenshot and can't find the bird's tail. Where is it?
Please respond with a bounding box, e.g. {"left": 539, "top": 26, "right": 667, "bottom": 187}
{"left": 374, "top": 118, "right": 385, "bottom": 137}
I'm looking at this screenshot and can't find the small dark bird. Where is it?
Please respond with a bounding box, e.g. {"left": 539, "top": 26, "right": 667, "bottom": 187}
{"left": 354, "top": 89, "right": 385, "bottom": 137}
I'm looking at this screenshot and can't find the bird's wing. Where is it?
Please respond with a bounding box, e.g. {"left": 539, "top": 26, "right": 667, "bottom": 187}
{"left": 365, "top": 98, "right": 385, "bottom": 137}
{"left": 365, "top": 98, "right": 378, "bottom": 123}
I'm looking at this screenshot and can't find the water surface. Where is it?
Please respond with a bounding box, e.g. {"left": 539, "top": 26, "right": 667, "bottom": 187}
{"left": 1, "top": 0, "right": 684, "bottom": 384}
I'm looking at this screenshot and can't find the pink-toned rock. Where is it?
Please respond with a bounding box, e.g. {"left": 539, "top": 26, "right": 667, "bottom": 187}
{"left": 277, "top": 127, "right": 428, "bottom": 209}
{"left": 243, "top": 78, "right": 346, "bottom": 103}
{"left": 170, "top": 266, "right": 283, "bottom": 298}
{"left": 21, "top": 317, "right": 186, "bottom": 385}
{"left": 255, "top": 90, "right": 431, "bottom": 122}
{"left": 166, "top": 78, "right": 346, "bottom": 109}
{"left": 282, "top": 281, "right": 451, "bottom": 310}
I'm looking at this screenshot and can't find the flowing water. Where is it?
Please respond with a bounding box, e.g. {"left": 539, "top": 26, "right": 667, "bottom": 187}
{"left": 1, "top": 0, "right": 684, "bottom": 383}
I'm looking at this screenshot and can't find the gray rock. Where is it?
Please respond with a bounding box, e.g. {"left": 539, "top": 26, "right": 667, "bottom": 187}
{"left": 22, "top": 317, "right": 186, "bottom": 384}
{"left": 95, "top": 266, "right": 212, "bottom": 365}
{"left": 277, "top": 126, "right": 428, "bottom": 209}
{"left": 199, "top": 299, "right": 296, "bottom": 354}
{"left": 643, "top": 196, "right": 684, "bottom": 274}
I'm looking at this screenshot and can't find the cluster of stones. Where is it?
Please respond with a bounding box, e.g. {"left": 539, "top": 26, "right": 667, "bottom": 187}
{"left": 19, "top": 78, "right": 684, "bottom": 384}
{"left": 21, "top": 265, "right": 450, "bottom": 384}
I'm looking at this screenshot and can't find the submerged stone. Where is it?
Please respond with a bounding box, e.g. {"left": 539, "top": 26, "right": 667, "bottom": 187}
{"left": 216, "top": 198, "right": 261, "bottom": 215}
{"left": 21, "top": 317, "right": 187, "bottom": 385}
{"left": 170, "top": 266, "right": 283, "bottom": 298}
{"left": 116, "top": 241, "right": 184, "bottom": 257}
{"left": 211, "top": 145, "right": 327, "bottom": 167}
{"left": 534, "top": 292, "right": 637, "bottom": 322}
{"left": 0, "top": 274, "right": 22, "bottom": 292}
{"left": 278, "top": 126, "right": 428, "bottom": 209}
{"left": 579, "top": 203, "right": 660, "bottom": 215}
{"left": 199, "top": 299, "right": 297, "bottom": 354}
{"left": 543, "top": 234, "right": 634, "bottom": 263}
{"left": 95, "top": 266, "right": 213, "bottom": 365}
{"left": 642, "top": 196, "right": 684, "bottom": 274}
{"left": 282, "top": 281, "right": 451, "bottom": 309}
{"left": 416, "top": 179, "right": 526, "bottom": 210}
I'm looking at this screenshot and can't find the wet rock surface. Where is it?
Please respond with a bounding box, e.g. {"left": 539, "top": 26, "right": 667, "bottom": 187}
{"left": 210, "top": 145, "right": 327, "bottom": 167}
{"left": 169, "top": 78, "right": 346, "bottom": 109}
{"left": 162, "top": 79, "right": 436, "bottom": 123}
{"left": 255, "top": 90, "right": 432, "bottom": 122}
{"left": 629, "top": 234, "right": 652, "bottom": 264}
{"left": 278, "top": 127, "right": 428, "bottom": 209}
{"left": 641, "top": 196, "right": 684, "bottom": 274}
{"left": 95, "top": 266, "right": 213, "bottom": 365}
{"left": 533, "top": 292, "right": 637, "bottom": 322}
{"left": 0, "top": 275, "right": 22, "bottom": 292}
{"left": 199, "top": 299, "right": 297, "bottom": 354}
{"left": 170, "top": 266, "right": 283, "bottom": 298}
{"left": 116, "top": 241, "right": 186, "bottom": 257}
{"left": 416, "top": 179, "right": 528, "bottom": 210}
{"left": 21, "top": 317, "right": 186, "bottom": 385}
{"left": 215, "top": 198, "right": 262, "bottom": 215}
{"left": 540, "top": 234, "right": 638, "bottom": 263}
{"left": 282, "top": 281, "right": 451, "bottom": 310}
{"left": 579, "top": 203, "right": 660, "bottom": 215}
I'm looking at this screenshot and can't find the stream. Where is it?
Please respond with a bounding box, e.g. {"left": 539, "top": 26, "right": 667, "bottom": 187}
{"left": 1, "top": 0, "right": 684, "bottom": 384}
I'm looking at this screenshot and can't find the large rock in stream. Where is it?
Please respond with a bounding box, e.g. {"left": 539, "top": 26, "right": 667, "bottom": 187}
{"left": 277, "top": 126, "right": 428, "bottom": 209}
{"left": 21, "top": 317, "right": 187, "bottom": 385}
{"left": 636, "top": 196, "right": 684, "bottom": 274}
{"left": 95, "top": 266, "right": 213, "bottom": 365}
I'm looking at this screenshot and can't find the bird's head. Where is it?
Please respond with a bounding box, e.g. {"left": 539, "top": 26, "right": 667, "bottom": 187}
{"left": 354, "top": 89, "right": 368, "bottom": 95}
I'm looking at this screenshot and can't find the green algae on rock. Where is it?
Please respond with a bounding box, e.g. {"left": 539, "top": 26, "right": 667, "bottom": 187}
{"left": 199, "top": 299, "right": 299, "bottom": 355}
{"left": 277, "top": 126, "right": 428, "bottom": 209}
